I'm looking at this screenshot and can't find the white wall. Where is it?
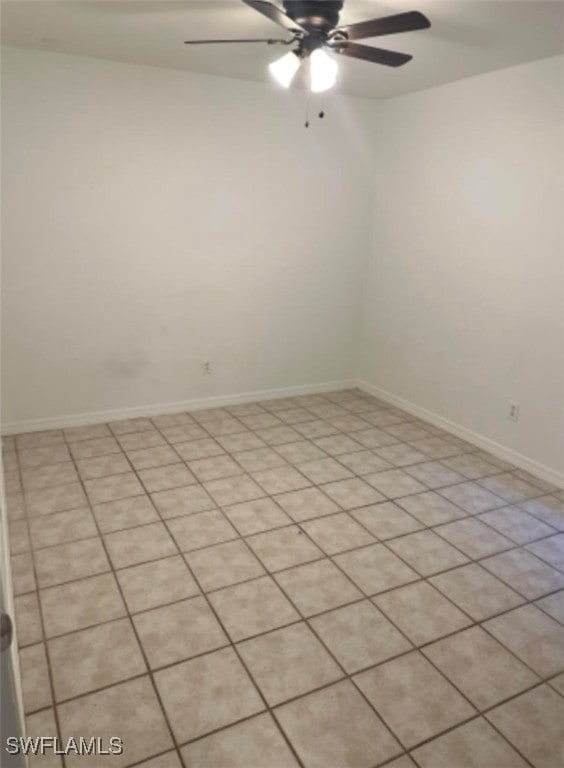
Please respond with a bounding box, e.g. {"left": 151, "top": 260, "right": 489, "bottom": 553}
{"left": 1, "top": 47, "right": 375, "bottom": 427}
{"left": 360, "top": 56, "right": 564, "bottom": 478}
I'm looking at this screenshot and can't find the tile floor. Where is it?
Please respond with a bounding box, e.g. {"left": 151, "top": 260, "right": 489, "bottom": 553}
{"left": 4, "top": 388, "right": 564, "bottom": 768}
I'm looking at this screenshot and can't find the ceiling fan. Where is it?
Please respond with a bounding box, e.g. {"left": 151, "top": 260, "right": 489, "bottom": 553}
{"left": 185, "top": 1, "right": 431, "bottom": 92}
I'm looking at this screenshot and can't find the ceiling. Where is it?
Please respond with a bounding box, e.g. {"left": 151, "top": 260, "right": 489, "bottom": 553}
{"left": 1, "top": 0, "right": 563, "bottom": 99}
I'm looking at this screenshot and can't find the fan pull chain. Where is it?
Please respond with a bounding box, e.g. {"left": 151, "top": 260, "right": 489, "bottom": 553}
{"left": 304, "top": 95, "right": 326, "bottom": 128}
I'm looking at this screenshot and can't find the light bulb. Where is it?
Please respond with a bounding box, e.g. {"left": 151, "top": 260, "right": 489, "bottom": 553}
{"left": 269, "top": 51, "right": 301, "bottom": 88}
{"left": 310, "top": 48, "right": 338, "bottom": 93}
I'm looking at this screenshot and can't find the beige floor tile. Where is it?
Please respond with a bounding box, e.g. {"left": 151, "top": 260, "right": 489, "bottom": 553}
{"left": 4, "top": 469, "right": 22, "bottom": 494}
{"left": 84, "top": 472, "right": 145, "bottom": 504}
{"left": 19, "top": 444, "right": 71, "bottom": 468}
{"left": 312, "top": 435, "right": 364, "bottom": 457}
{"left": 435, "top": 518, "right": 513, "bottom": 559}
{"left": 337, "top": 450, "right": 392, "bottom": 476}
{"left": 110, "top": 417, "right": 155, "bottom": 435}
{"left": 335, "top": 543, "right": 419, "bottom": 595}
{"left": 35, "top": 537, "right": 109, "bottom": 588}
{"left": 137, "top": 463, "right": 197, "bottom": 493}
{"left": 527, "top": 534, "right": 564, "bottom": 570}
{"left": 136, "top": 751, "right": 183, "bottom": 768}
{"left": 386, "top": 530, "right": 469, "bottom": 576}
{"left": 481, "top": 549, "right": 564, "bottom": 599}
{"left": 186, "top": 539, "right": 265, "bottom": 591}
{"left": 204, "top": 418, "right": 247, "bottom": 437}
{"left": 396, "top": 491, "right": 467, "bottom": 526}
{"left": 8, "top": 519, "right": 30, "bottom": 554}
{"left": 64, "top": 423, "right": 112, "bottom": 442}
{"left": 117, "top": 555, "right": 199, "bottom": 613}
{"left": 75, "top": 453, "right": 132, "bottom": 480}
{"left": 223, "top": 497, "right": 292, "bottom": 535}
{"left": 181, "top": 713, "right": 299, "bottom": 768}
{"left": 329, "top": 415, "right": 372, "bottom": 433}
{"left": 188, "top": 455, "right": 245, "bottom": 482}
{"left": 385, "top": 757, "right": 417, "bottom": 768}
{"left": 430, "top": 563, "right": 524, "bottom": 621}
{"left": 441, "top": 454, "right": 502, "bottom": 480}
{"left": 151, "top": 484, "right": 216, "bottom": 519}
{"left": 25, "top": 482, "right": 87, "bottom": 517}
{"left": 296, "top": 458, "right": 353, "bottom": 485}
{"left": 191, "top": 407, "right": 231, "bottom": 422}
{"left": 484, "top": 604, "right": 564, "bottom": 677}
{"left": 155, "top": 647, "right": 264, "bottom": 742}
{"left": 151, "top": 411, "right": 195, "bottom": 428}
{"left": 479, "top": 506, "right": 557, "bottom": 544}
{"left": 301, "top": 512, "right": 376, "bottom": 555}
{"left": 350, "top": 502, "right": 423, "bottom": 540}
{"left": 320, "top": 478, "right": 385, "bottom": 510}
{"left": 549, "top": 672, "right": 564, "bottom": 695}
{"left": 126, "top": 445, "right": 180, "bottom": 471}
{"left": 209, "top": 576, "right": 299, "bottom": 641}
{"left": 93, "top": 495, "right": 159, "bottom": 534}
{"left": 438, "top": 482, "right": 505, "bottom": 514}
{"left": 21, "top": 461, "right": 79, "bottom": 491}
{"left": 20, "top": 642, "right": 52, "bottom": 712}
{"left": 274, "top": 559, "right": 362, "bottom": 617}
{"left": 536, "top": 590, "right": 564, "bottom": 623}
{"left": 25, "top": 708, "right": 63, "bottom": 768}
{"left": 404, "top": 460, "right": 466, "bottom": 489}
{"left": 240, "top": 413, "right": 284, "bottom": 430}
{"left": 238, "top": 622, "right": 343, "bottom": 705}
{"left": 274, "top": 680, "right": 401, "bottom": 768}
{"left": 233, "top": 447, "right": 288, "bottom": 472}
{"left": 69, "top": 437, "right": 121, "bottom": 460}
{"left": 58, "top": 676, "right": 173, "bottom": 768}
{"left": 15, "top": 592, "right": 43, "bottom": 647}
{"left": 174, "top": 437, "right": 225, "bottom": 461}
{"left": 374, "top": 444, "right": 428, "bottom": 468}
{"left": 159, "top": 425, "right": 207, "bottom": 444}
{"left": 355, "top": 651, "right": 475, "bottom": 749}
{"left": 278, "top": 407, "right": 316, "bottom": 425}
{"left": 519, "top": 496, "right": 564, "bottom": 531}
{"left": 478, "top": 473, "right": 542, "bottom": 504}
{"left": 216, "top": 432, "right": 267, "bottom": 452}
{"left": 251, "top": 466, "right": 311, "bottom": 495}
{"left": 49, "top": 618, "right": 146, "bottom": 701}
{"left": 412, "top": 717, "right": 529, "bottom": 768}
{"left": 246, "top": 526, "right": 322, "bottom": 572}
{"left": 274, "top": 487, "right": 340, "bottom": 522}
{"left": 117, "top": 430, "right": 167, "bottom": 451}
{"left": 512, "top": 470, "right": 560, "bottom": 494}
{"left": 354, "top": 427, "right": 399, "bottom": 449}
{"left": 408, "top": 437, "right": 462, "bottom": 460}
{"left": 40, "top": 573, "right": 126, "bottom": 637}
{"left": 486, "top": 685, "right": 564, "bottom": 768}
{"left": 11, "top": 552, "right": 36, "bottom": 594}
{"left": 310, "top": 599, "right": 412, "bottom": 673}
{"left": 134, "top": 596, "right": 228, "bottom": 668}
{"left": 294, "top": 420, "right": 340, "bottom": 440}
{"left": 166, "top": 509, "right": 238, "bottom": 552}
{"left": 374, "top": 581, "right": 471, "bottom": 646}
{"left": 204, "top": 475, "right": 266, "bottom": 506}
{"left": 423, "top": 626, "right": 539, "bottom": 710}
{"left": 364, "top": 469, "right": 427, "bottom": 499}
{"left": 17, "top": 430, "right": 64, "bottom": 449}
{"left": 29, "top": 507, "right": 98, "bottom": 549}
{"left": 274, "top": 441, "right": 327, "bottom": 464}
{"left": 384, "top": 423, "right": 432, "bottom": 442}
{"left": 7, "top": 492, "right": 26, "bottom": 521}
{"left": 104, "top": 521, "right": 177, "bottom": 568}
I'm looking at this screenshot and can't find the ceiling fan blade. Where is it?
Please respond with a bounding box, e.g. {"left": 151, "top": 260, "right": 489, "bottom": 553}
{"left": 243, "top": 0, "right": 307, "bottom": 33}
{"left": 184, "top": 37, "right": 291, "bottom": 45}
{"left": 337, "top": 11, "right": 430, "bottom": 41}
{"left": 332, "top": 42, "right": 412, "bottom": 67}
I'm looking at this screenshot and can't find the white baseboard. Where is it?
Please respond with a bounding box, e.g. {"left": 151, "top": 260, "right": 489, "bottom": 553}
{"left": 356, "top": 379, "right": 564, "bottom": 490}
{"left": 1, "top": 379, "right": 356, "bottom": 436}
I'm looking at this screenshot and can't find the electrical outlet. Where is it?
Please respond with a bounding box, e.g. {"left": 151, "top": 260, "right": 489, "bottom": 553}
{"left": 201, "top": 361, "right": 212, "bottom": 376}
{"left": 509, "top": 401, "right": 520, "bottom": 422}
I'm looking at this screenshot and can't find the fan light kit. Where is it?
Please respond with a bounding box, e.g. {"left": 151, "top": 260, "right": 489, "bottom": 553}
{"left": 185, "top": 0, "right": 431, "bottom": 94}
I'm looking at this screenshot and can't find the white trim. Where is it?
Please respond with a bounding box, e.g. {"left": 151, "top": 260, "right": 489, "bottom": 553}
{"left": 1, "top": 379, "right": 356, "bottom": 435}
{"left": 356, "top": 379, "right": 564, "bottom": 490}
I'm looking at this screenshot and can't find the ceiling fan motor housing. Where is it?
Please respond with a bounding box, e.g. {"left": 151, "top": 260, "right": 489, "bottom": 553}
{"left": 283, "top": 1, "right": 344, "bottom": 33}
